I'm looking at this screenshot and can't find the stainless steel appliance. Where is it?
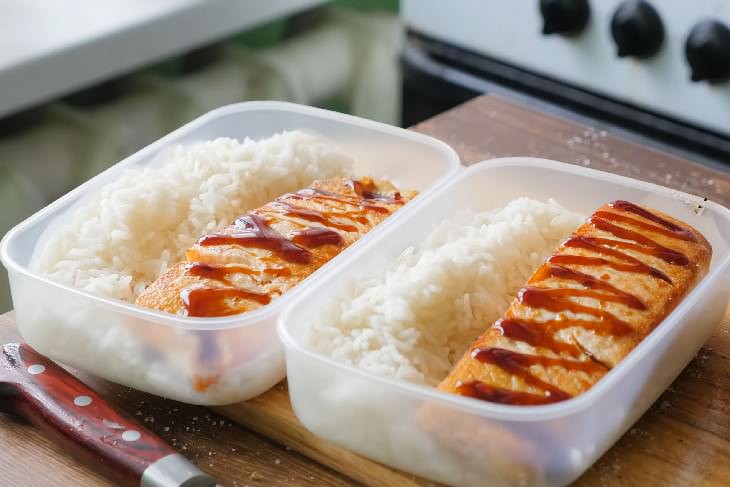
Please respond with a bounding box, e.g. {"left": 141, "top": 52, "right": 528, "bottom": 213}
{"left": 401, "top": 0, "right": 730, "bottom": 167}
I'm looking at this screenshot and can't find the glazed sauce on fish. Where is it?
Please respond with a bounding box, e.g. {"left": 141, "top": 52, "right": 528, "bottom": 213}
{"left": 347, "top": 179, "right": 403, "bottom": 205}
{"left": 588, "top": 218, "right": 689, "bottom": 266}
{"left": 536, "top": 263, "right": 645, "bottom": 310}
{"left": 287, "top": 180, "right": 403, "bottom": 216}
{"left": 186, "top": 262, "right": 292, "bottom": 280}
{"left": 549, "top": 253, "right": 671, "bottom": 284}
{"left": 610, "top": 200, "right": 696, "bottom": 241}
{"left": 197, "top": 214, "right": 312, "bottom": 264}
{"left": 181, "top": 179, "right": 399, "bottom": 317}
{"left": 181, "top": 286, "right": 271, "bottom": 317}
{"left": 456, "top": 380, "right": 563, "bottom": 406}
{"left": 471, "top": 347, "right": 591, "bottom": 403}
{"left": 463, "top": 201, "right": 692, "bottom": 406}
{"left": 496, "top": 318, "right": 584, "bottom": 358}
{"left": 271, "top": 200, "right": 359, "bottom": 232}
{"left": 290, "top": 227, "right": 344, "bottom": 247}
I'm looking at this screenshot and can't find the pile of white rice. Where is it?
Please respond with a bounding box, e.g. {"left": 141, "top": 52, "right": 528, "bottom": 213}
{"left": 309, "top": 198, "right": 584, "bottom": 386}
{"left": 32, "top": 130, "right": 353, "bottom": 302}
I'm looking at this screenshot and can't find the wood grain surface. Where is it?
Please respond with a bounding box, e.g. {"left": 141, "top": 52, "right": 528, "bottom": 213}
{"left": 2, "top": 95, "right": 730, "bottom": 486}
{"left": 413, "top": 96, "right": 730, "bottom": 207}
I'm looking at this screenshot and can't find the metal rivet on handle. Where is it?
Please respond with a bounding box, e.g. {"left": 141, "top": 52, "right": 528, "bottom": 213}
{"left": 27, "top": 364, "right": 45, "bottom": 375}
{"left": 122, "top": 430, "right": 141, "bottom": 442}
{"left": 74, "top": 395, "right": 92, "bottom": 407}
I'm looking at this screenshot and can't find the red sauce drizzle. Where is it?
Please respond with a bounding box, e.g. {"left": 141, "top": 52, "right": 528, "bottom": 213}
{"left": 290, "top": 227, "right": 344, "bottom": 248}
{"left": 496, "top": 318, "right": 583, "bottom": 357}
{"left": 521, "top": 282, "right": 637, "bottom": 311}
{"left": 610, "top": 200, "right": 696, "bottom": 241}
{"left": 498, "top": 316, "right": 632, "bottom": 350}
{"left": 347, "top": 179, "right": 403, "bottom": 203}
{"left": 589, "top": 217, "right": 689, "bottom": 265}
{"left": 181, "top": 286, "right": 271, "bottom": 317}
{"left": 550, "top": 254, "right": 669, "bottom": 283}
{"left": 181, "top": 263, "right": 291, "bottom": 317}
{"left": 186, "top": 262, "right": 291, "bottom": 280}
{"left": 594, "top": 211, "right": 694, "bottom": 242}
{"left": 456, "top": 380, "right": 562, "bottom": 406}
{"left": 182, "top": 179, "right": 400, "bottom": 317}
{"left": 519, "top": 286, "right": 632, "bottom": 328}
{"left": 287, "top": 187, "right": 357, "bottom": 205}
{"left": 271, "top": 200, "right": 359, "bottom": 232}
{"left": 471, "top": 348, "right": 575, "bottom": 402}
{"left": 561, "top": 237, "right": 673, "bottom": 283}
{"left": 461, "top": 202, "right": 692, "bottom": 406}
{"left": 288, "top": 184, "right": 400, "bottom": 215}
{"left": 537, "top": 264, "right": 645, "bottom": 310}
{"left": 197, "top": 214, "right": 312, "bottom": 265}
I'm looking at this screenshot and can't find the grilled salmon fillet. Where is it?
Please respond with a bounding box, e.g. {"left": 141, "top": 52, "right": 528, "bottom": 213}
{"left": 136, "top": 177, "right": 416, "bottom": 317}
{"left": 438, "top": 200, "right": 711, "bottom": 405}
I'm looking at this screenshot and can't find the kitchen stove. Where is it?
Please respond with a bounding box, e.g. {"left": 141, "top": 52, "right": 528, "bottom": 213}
{"left": 401, "top": 0, "right": 730, "bottom": 165}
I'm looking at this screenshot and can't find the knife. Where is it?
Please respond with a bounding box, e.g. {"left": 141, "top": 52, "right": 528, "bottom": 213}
{"left": 0, "top": 342, "right": 218, "bottom": 487}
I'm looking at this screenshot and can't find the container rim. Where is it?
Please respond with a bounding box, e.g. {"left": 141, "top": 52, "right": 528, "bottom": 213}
{"left": 0, "top": 101, "right": 461, "bottom": 330}
{"left": 277, "top": 157, "right": 730, "bottom": 422}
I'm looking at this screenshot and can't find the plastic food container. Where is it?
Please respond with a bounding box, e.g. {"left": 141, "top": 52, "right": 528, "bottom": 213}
{"left": 278, "top": 158, "right": 730, "bottom": 487}
{"left": 0, "top": 102, "right": 460, "bottom": 405}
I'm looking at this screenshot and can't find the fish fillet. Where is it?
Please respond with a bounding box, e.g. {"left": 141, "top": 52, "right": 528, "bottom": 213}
{"left": 438, "top": 200, "right": 711, "bottom": 405}
{"left": 137, "top": 177, "right": 416, "bottom": 317}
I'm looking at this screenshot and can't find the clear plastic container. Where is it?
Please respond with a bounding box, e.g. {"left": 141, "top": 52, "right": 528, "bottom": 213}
{"left": 278, "top": 158, "right": 730, "bottom": 487}
{"left": 0, "top": 102, "right": 460, "bottom": 405}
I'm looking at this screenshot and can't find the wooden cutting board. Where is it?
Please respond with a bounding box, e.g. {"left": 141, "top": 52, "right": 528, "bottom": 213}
{"left": 215, "top": 384, "right": 436, "bottom": 487}
{"left": 215, "top": 95, "right": 730, "bottom": 487}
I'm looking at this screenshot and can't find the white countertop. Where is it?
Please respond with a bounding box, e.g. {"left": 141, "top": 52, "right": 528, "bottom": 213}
{"left": 0, "top": 0, "right": 322, "bottom": 118}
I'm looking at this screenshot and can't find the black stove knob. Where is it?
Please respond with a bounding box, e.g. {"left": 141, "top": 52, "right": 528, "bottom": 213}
{"left": 539, "top": 0, "right": 590, "bottom": 36}
{"left": 685, "top": 20, "right": 730, "bottom": 83}
{"left": 610, "top": 1, "right": 664, "bottom": 58}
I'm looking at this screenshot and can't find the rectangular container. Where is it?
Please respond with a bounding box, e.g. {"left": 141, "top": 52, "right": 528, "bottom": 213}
{"left": 278, "top": 158, "right": 730, "bottom": 487}
{"left": 0, "top": 102, "right": 460, "bottom": 405}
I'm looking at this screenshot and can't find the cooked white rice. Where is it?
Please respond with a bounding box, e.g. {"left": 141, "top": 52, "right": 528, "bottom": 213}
{"left": 32, "top": 130, "right": 353, "bottom": 302}
{"left": 309, "top": 198, "right": 584, "bottom": 386}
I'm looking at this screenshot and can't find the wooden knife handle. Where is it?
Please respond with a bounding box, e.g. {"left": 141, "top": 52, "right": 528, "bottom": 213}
{"left": 0, "top": 343, "right": 208, "bottom": 487}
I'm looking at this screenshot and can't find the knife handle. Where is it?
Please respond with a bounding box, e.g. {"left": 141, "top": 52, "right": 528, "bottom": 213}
{"left": 0, "top": 343, "right": 215, "bottom": 487}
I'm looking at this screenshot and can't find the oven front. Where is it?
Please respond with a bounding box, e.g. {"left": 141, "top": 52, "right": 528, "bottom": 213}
{"left": 401, "top": 0, "right": 730, "bottom": 169}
